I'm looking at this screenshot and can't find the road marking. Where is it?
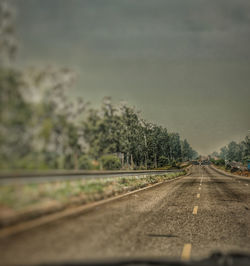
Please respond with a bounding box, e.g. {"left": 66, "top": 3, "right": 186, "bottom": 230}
{"left": 246, "top": 184, "right": 249, "bottom": 186}
{"left": 199, "top": 187, "right": 201, "bottom": 190}
{"left": 181, "top": 243, "right": 192, "bottom": 261}
{"left": 197, "top": 193, "right": 200, "bottom": 198}
{"left": 193, "top": 206, "right": 198, "bottom": 215}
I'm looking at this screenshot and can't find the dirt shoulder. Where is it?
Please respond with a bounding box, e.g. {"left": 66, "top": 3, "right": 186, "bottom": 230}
{"left": 211, "top": 164, "right": 250, "bottom": 178}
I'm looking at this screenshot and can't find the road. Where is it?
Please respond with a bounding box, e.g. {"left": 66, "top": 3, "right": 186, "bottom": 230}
{"left": 0, "top": 165, "right": 250, "bottom": 265}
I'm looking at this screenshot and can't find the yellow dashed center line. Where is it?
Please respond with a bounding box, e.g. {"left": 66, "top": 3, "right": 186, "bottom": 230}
{"left": 193, "top": 206, "right": 198, "bottom": 215}
{"left": 181, "top": 243, "right": 192, "bottom": 261}
{"left": 197, "top": 193, "right": 200, "bottom": 198}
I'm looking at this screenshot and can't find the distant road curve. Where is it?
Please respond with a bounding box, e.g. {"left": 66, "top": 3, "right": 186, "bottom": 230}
{"left": 0, "top": 169, "right": 183, "bottom": 185}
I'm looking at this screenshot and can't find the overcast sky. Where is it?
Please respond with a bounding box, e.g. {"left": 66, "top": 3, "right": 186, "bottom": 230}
{"left": 14, "top": 0, "right": 250, "bottom": 155}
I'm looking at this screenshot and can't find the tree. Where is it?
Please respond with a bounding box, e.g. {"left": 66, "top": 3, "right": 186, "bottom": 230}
{"left": 216, "top": 136, "right": 250, "bottom": 164}
{"left": 0, "top": 1, "right": 17, "bottom": 66}
{"left": 181, "top": 139, "right": 191, "bottom": 161}
{"left": 220, "top": 146, "right": 228, "bottom": 160}
{"left": 169, "top": 133, "right": 182, "bottom": 162}
{"left": 0, "top": 68, "right": 32, "bottom": 168}
{"left": 242, "top": 136, "right": 250, "bottom": 161}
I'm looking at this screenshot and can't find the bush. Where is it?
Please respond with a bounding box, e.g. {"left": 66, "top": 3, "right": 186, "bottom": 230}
{"left": 215, "top": 159, "right": 225, "bottom": 166}
{"left": 100, "top": 155, "right": 121, "bottom": 170}
{"left": 78, "top": 155, "right": 92, "bottom": 170}
{"left": 171, "top": 160, "right": 177, "bottom": 167}
{"left": 158, "top": 156, "right": 169, "bottom": 167}
{"left": 11, "top": 153, "right": 53, "bottom": 170}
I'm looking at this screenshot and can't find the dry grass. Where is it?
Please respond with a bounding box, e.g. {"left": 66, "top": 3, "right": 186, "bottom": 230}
{"left": 0, "top": 172, "right": 185, "bottom": 226}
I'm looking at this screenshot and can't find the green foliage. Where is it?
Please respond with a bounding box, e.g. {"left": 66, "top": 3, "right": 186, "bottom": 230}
{"left": 78, "top": 155, "right": 92, "bottom": 170}
{"left": 181, "top": 139, "right": 198, "bottom": 161}
{"left": 216, "top": 136, "right": 250, "bottom": 164}
{"left": 158, "top": 156, "right": 169, "bottom": 167}
{"left": 0, "top": 67, "right": 197, "bottom": 170}
{"left": 100, "top": 155, "right": 121, "bottom": 170}
{"left": 0, "top": 68, "right": 33, "bottom": 168}
{"left": 83, "top": 102, "right": 197, "bottom": 170}
{"left": 0, "top": 1, "right": 17, "bottom": 65}
{"left": 170, "top": 160, "right": 180, "bottom": 168}
{"left": 214, "top": 158, "right": 225, "bottom": 166}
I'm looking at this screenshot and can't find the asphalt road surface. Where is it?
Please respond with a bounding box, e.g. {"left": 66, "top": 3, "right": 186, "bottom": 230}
{"left": 0, "top": 165, "right": 250, "bottom": 265}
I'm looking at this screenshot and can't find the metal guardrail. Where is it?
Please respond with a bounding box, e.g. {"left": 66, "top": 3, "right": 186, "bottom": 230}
{"left": 0, "top": 169, "right": 182, "bottom": 179}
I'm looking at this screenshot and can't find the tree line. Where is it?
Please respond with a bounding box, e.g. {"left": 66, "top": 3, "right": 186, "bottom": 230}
{"left": 0, "top": 69, "right": 198, "bottom": 170}
{"left": 83, "top": 98, "right": 198, "bottom": 169}
{"left": 211, "top": 136, "right": 250, "bottom": 164}
{"left": 0, "top": 1, "right": 198, "bottom": 170}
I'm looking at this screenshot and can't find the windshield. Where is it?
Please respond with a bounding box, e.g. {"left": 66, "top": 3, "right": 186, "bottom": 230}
{"left": 0, "top": 1, "right": 250, "bottom": 265}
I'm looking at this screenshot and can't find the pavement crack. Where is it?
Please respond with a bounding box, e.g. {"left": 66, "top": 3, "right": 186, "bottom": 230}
{"left": 219, "top": 199, "right": 240, "bottom": 202}
{"left": 147, "top": 233, "right": 178, "bottom": 238}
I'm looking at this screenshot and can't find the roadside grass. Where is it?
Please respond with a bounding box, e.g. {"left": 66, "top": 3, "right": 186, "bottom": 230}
{"left": 0, "top": 171, "right": 185, "bottom": 226}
